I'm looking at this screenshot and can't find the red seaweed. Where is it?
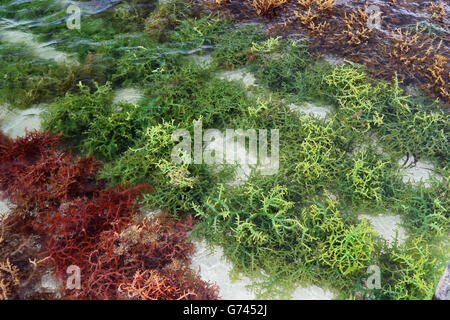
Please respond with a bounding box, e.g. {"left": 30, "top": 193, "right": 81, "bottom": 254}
{"left": 0, "top": 130, "right": 218, "bottom": 300}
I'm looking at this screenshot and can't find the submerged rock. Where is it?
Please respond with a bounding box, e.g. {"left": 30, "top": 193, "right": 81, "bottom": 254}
{"left": 434, "top": 263, "right": 449, "bottom": 300}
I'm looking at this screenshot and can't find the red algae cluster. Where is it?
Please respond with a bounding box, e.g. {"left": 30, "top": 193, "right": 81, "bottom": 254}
{"left": 0, "top": 130, "right": 218, "bottom": 300}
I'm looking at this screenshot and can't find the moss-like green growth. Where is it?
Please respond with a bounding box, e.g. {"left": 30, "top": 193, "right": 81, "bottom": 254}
{"left": 193, "top": 181, "right": 306, "bottom": 293}
{"left": 340, "top": 148, "right": 399, "bottom": 204}
{"left": 248, "top": 38, "right": 313, "bottom": 94}
{"left": 111, "top": 42, "right": 184, "bottom": 86}
{"left": 0, "top": 42, "right": 78, "bottom": 108}
{"left": 292, "top": 119, "right": 344, "bottom": 194}
{"left": 41, "top": 83, "right": 113, "bottom": 146}
{"left": 379, "top": 103, "right": 449, "bottom": 165}
{"left": 378, "top": 237, "right": 445, "bottom": 300}
{"left": 211, "top": 24, "right": 265, "bottom": 69}
{"left": 0, "top": 0, "right": 62, "bottom": 22}
{"left": 145, "top": 0, "right": 194, "bottom": 41}
{"left": 301, "top": 194, "right": 376, "bottom": 276}
{"left": 112, "top": 0, "right": 158, "bottom": 33}
{"left": 194, "top": 183, "right": 299, "bottom": 247}
{"left": 3, "top": 3, "right": 447, "bottom": 299}
{"left": 323, "top": 64, "right": 386, "bottom": 133}
{"left": 141, "top": 63, "right": 255, "bottom": 128}
{"left": 81, "top": 102, "right": 155, "bottom": 161}
{"left": 398, "top": 182, "right": 449, "bottom": 239}
{"left": 194, "top": 187, "right": 377, "bottom": 298}
{"left": 99, "top": 121, "right": 178, "bottom": 186}
{"left": 99, "top": 120, "right": 228, "bottom": 214}
{"left": 169, "top": 15, "right": 231, "bottom": 49}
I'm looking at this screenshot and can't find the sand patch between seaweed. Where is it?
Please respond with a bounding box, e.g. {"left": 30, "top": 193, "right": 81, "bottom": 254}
{"left": 0, "top": 196, "right": 11, "bottom": 219}
{"left": 190, "top": 240, "right": 335, "bottom": 300}
{"left": 359, "top": 213, "right": 407, "bottom": 247}
{"left": 217, "top": 68, "right": 256, "bottom": 88}
{"left": 113, "top": 87, "right": 143, "bottom": 105}
{"left": 188, "top": 54, "right": 213, "bottom": 69}
{"left": 288, "top": 102, "right": 332, "bottom": 120}
{"left": 0, "top": 105, "right": 44, "bottom": 138}
{"left": 399, "top": 156, "right": 442, "bottom": 188}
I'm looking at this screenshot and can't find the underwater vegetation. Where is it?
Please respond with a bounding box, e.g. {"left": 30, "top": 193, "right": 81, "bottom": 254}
{"left": 249, "top": 0, "right": 287, "bottom": 17}
{"left": 216, "top": 0, "right": 449, "bottom": 105}
{"left": 0, "top": 41, "right": 101, "bottom": 109}
{"left": 0, "top": 131, "right": 218, "bottom": 300}
{"left": 0, "top": 0, "right": 448, "bottom": 300}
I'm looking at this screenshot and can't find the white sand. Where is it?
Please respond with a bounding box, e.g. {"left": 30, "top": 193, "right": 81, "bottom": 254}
{"left": 0, "top": 30, "right": 78, "bottom": 65}
{"left": 0, "top": 105, "right": 44, "bottom": 138}
{"left": 191, "top": 240, "right": 334, "bottom": 300}
{"left": 359, "top": 213, "right": 407, "bottom": 246}
{"left": 142, "top": 208, "right": 164, "bottom": 219}
{"left": 352, "top": 135, "right": 384, "bottom": 156}
{"left": 399, "top": 157, "right": 441, "bottom": 187}
{"left": 39, "top": 270, "right": 63, "bottom": 294}
{"left": 291, "top": 285, "right": 334, "bottom": 300}
{"left": 405, "top": 84, "right": 420, "bottom": 97}
{"left": 322, "top": 53, "right": 345, "bottom": 66}
{"left": 112, "top": 87, "right": 143, "bottom": 105}
{"left": 217, "top": 68, "right": 256, "bottom": 88}
{"left": 188, "top": 54, "right": 213, "bottom": 69}
{"left": 288, "top": 102, "right": 331, "bottom": 120}
{"left": 191, "top": 240, "right": 255, "bottom": 300}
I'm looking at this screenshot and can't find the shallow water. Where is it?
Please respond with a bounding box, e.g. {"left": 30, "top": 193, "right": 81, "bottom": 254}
{"left": 216, "top": 0, "right": 449, "bottom": 103}
{"left": 0, "top": 0, "right": 447, "bottom": 301}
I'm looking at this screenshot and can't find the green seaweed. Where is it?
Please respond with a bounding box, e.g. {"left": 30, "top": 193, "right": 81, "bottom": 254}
{"left": 1, "top": 4, "right": 448, "bottom": 300}
{"left": 377, "top": 237, "right": 446, "bottom": 300}
{"left": 98, "top": 120, "right": 229, "bottom": 214}
{"left": 0, "top": 41, "right": 81, "bottom": 108}
{"left": 168, "top": 15, "right": 231, "bottom": 49}
{"left": 81, "top": 102, "right": 155, "bottom": 161}
{"left": 398, "top": 181, "right": 449, "bottom": 239}
{"left": 248, "top": 38, "right": 313, "bottom": 94}
{"left": 211, "top": 24, "right": 265, "bottom": 69}
{"left": 41, "top": 82, "right": 113, "bottom": 147}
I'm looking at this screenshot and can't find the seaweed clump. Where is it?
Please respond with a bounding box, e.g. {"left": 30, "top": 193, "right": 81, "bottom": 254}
{"left": 0, "top": 130, "right": 218, "bottom": 300}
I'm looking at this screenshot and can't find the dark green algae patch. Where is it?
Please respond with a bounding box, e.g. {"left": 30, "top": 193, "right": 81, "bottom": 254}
{"left": 0, "top": 0, "right": 448, "bottom": 299}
